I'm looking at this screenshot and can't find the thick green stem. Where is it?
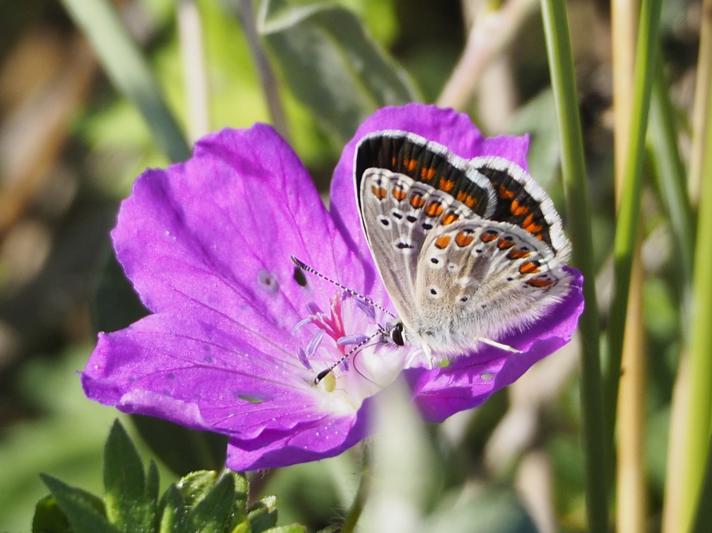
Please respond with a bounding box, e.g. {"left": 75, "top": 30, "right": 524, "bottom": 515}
{"left": 681, "top": 28, "right": 712, "bottom": 529}
{"left": 604, "top": 0, "right": 662, "bottom": 447}
{"left": 61, "top": 0, "right": 190, "bottom": 162}
{"left": 539, "top": 0, "right": 608, "bottom": 530}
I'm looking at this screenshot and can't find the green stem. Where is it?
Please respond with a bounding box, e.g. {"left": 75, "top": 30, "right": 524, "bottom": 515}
{"left": 605, "top": 0, "right": 662, "bottom": 446}
{"left": 61, "top": 0, "right": 190, "bottom": 162}
{"left": 648, "top": 64, "right": 695, "bottom": 284}
{"left": 681, "top": 30, "right": 712, "bottom": 529}
{"left": 539, "top": 0, "right": 608, "bottom": 530}
{"left": 691, "top": 434, "right": 712, "bottom": 533}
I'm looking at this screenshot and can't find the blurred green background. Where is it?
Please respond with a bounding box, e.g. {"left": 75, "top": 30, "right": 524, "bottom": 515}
{"left": 0, "top": 0, "right": 700, "bottom": 531}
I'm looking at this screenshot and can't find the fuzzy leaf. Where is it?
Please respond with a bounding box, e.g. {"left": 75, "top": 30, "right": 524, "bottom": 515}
{"left": 103, "top": 420, "right": 155, "bottom": 532}
{"left": 247, "top": 495, "right": 278, "bottom": 533}
{"left": 184, "top": 473, "right": 238, "bottom": 533}
{"left": 263, "top": 526, "right": 307, "bottom": 533}
{"left": 258, "top": 0, "right": 419, "bottom": 142}
{"left": 32, "top": 495, "right": 71, "bottom": 533}
{"left": 40, "top": 475, "right": 118, "bottom": 533}
{"left": 157, "top": 485, "right": 187, "bottom": 533}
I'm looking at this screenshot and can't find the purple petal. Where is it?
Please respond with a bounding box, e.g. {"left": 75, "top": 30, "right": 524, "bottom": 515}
{"left": 406, "top": 268, "right": 584, "bottom": 422}
{"left": 226, "top": 400, "right": 371, "bottom": 470}
{"left": 112, "top": 124, "right": 366, "bottom": 336}
{"left": 83, "top": 313, "right": 336, "bottom": 439}
{"left": 329, "top": 104, "right": 530, "bottom": 265}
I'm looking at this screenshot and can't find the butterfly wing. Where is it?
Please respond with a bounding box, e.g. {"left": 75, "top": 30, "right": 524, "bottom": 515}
{"left": 356, "top": 131, "right": 496, "bottom": 327}
{"left": 412, "top": 219, "right": 571, "bottom": 354}
{"left": 471, "top": 156, "right": 571, "bottom": 260}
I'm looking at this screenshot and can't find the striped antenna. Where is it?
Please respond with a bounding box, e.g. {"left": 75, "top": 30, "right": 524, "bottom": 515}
{"left": 313, "top": 328, "right": 385, "bottom": 385}
{"left": 291, "top": 256, "right": 396, "bottom": 319}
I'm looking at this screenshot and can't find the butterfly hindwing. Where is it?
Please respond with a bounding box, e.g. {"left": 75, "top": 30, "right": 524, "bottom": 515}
{"left": 412, "top": 219, "right": 571, "bottom": 353}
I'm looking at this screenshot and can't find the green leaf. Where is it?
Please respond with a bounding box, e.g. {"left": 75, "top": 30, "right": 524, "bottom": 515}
{"left": 32, "top": 495, "right": 71, "bottom": 533}
{"left": 157, "top": 485, "right": 187, "bottom": 533}
{"left": 184, "top": 473, "right": 238, "bottom": 533}
{"left": 258, "top": 0, "right": 419, "bottom": 142}
{"left": 147, "top": 461, "right": 160, "bottom": 505}
{"left": 41, "top": 475, "right": 118, "bottom": 533}
{"left": 247, "top": 495, "right": 278, "bottom": 533}
{"left": 262, "top": 526, "right": 307, "bottom": 533}
{"left": 175, "top": 471, "right": 219, "bottom": 508}
{"left": 103, "top": 420, "right": 156, "bottom": 532}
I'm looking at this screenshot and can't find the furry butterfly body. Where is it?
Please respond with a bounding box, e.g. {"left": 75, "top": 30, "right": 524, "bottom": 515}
{"left": 355, "top": 130, "right": 573, "bottom": 360}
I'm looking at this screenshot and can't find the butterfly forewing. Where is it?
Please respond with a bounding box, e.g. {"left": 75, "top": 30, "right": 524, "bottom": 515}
{"left": 471, "top": 156, "right": 571, "bottom": 260}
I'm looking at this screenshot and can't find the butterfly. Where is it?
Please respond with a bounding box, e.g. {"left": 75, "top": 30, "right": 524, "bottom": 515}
{"left": 354, "top": 130, "right": 573, "bottom": 364}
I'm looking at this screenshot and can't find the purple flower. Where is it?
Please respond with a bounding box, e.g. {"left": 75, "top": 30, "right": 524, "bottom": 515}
{"left": 83, "top": 104, "right": 584, "bottom": 471}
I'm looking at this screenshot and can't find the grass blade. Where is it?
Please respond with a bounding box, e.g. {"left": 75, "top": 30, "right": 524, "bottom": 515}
{"left": 539, "top": 0, "right": 608, "bottom": 529}
{"left": 61, "top": 0, "right": 190, "bottom": 162}
{"left": 605, "top": 0, "right": 662, "bottom": 447}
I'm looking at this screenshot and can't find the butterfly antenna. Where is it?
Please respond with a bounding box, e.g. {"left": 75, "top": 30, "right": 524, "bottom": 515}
{"left": 313, "top": 328, "right": 385, "bottom": 385}
{"left": 291, "top": 256, "right": 396, "bottom": 319}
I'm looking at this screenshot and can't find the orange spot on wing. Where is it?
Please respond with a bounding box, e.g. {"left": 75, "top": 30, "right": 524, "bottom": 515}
{"left": 441, "top": 212, "right": 459, "bottom": 225}
{"left": 421, "top": 167, "right": 436, "bottom": 181}
{"left": 519, "top": 261, "right": 541, "bottom": 274}
{"left": 455, "top": 231, "right": 475, "bottom": 247}
{"left": 522, "top": 213, "right": 535, "bottom": 227}
{"left": 391, "top": 156, "right": 397, "bottom": 167}
{"left": 524, "top": 222, "right": 543, "bottom": 233}
{"left": 406, "top": 159, "right": 417, "bottom": 172}
{"left": 435, "top": 235, "right": 451, "bottom": 249}
{"left": 371, "top": 185, "right": 387, "bottom": 200}
{"left": 410, "top": 193, "right": 425, "bottom": 209}
{"left": 455, "top": 190, "right": 477, "bottom": 208}
{"left": 507, "top": 249, "right": 531, "bottom": 260}
{"left": 424, "top": 201, "right": 444, "bottom": 217}
{"left": 480, "top": 230, "right": 498, "bottom": 242}
{"left": 511, "top": 199, "right": 529, "bottom": 216}
{"left": 527, "top": 276, "right": 554, "bottom": 288}
{"left": 392, "top": 187, "right": 408, "bottom": 201}
{"left": 497, "top": 238, "right": 515, "bottom": 250}
{"left": 438, "top": 177, "right": 455, "bottom": 192}
{"left": 498, "top": 186, "right": 515, "bottom": 199}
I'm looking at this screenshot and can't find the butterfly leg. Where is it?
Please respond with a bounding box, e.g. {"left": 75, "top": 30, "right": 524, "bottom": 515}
{"left": 476, "top": 337, "right": 522, "bottom": 353}
{"left": 422, "top": 343, "right": 435, "bottom": 369}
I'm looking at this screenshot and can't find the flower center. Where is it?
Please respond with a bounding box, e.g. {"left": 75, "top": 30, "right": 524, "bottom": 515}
{"left": 295, "top": 292, "right": 408, "bottom": 413}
